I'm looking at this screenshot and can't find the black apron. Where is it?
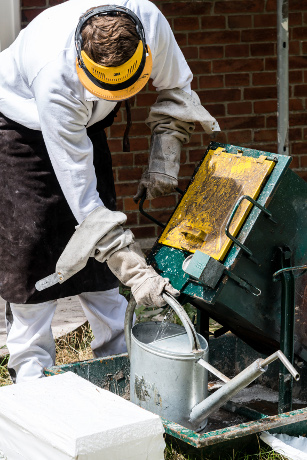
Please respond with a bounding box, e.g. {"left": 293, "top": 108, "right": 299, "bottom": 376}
{"left": 0, "top": 111, "right": 119, "bottom": 304}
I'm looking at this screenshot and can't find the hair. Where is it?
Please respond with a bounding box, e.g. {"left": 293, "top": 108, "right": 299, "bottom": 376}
{"left": 81, "top": 11, "right": 140, "bottom": 67}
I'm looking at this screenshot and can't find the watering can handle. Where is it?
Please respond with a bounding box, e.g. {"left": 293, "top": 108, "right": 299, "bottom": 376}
{"left": 124, "top": 293, "right": 202, "bottom": 358}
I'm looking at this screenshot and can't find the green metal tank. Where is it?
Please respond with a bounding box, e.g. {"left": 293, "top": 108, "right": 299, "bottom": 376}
{"left": 146, "top": 142, "right": 307, "bottom": 361}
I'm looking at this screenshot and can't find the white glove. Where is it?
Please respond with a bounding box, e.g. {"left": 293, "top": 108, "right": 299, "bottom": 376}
{"left": 107, "top": 241, "right": 179, "bottom": 307}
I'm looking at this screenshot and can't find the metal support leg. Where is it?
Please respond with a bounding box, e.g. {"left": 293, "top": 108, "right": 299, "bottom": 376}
{"left": 278, "top": 247, "right": 295, "bottom": 414}
{"left": 196, "top": 309, "right": 210, "bottom": 343}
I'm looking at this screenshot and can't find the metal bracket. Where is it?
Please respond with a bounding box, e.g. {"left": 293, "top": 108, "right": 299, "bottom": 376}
{"left": 225, "top": 195, "right": 277, "bottom": 264}
{"left": 138, "top": 188, "right": 184, "bottom": 228}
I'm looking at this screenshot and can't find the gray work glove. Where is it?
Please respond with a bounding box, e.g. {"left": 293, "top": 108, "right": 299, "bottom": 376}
{"left": 134, "top": 132, "right": 182, "bottom": 201}
{"left": 134, "top": 88, "right": 220, "bottom": 203}
{"left": 107, "top": 241, "right": 179, "bottom": 307}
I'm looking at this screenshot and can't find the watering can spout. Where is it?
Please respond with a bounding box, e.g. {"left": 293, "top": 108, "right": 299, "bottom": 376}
{"left": 189, "top": 351, "right": 299, "bottom": 430}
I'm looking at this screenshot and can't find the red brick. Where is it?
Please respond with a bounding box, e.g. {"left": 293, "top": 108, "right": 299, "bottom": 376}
{"left": 150, "top": 195, "right": 177, "bottom": 209}
{"left": 22, "top": 0, "right": 46, "bottom": 6}
{"left": 112, "top": 153, "right": 134, "bottom": 167}
{"left": 297, "top": 171, "right": 307, "bottom": 182}
{"left": 201, "top": 16, "right": 226, "bottom": 29}
{"left": 174, "top": 33, "right": 187, "bottom": 46}
{"left": 118, "top": 167, "right": 143, "bottom": 182}
{"left": 290, "top": 128, "right": 302, "bottom": 140}
{"left": 134, "top": 153, "right": 149, "bottom": 165}
{"left": 290, "top": 56, "right": 307, "bottom": 69}
{"left": 115, "top": 183, "right": 139, "bottom": 197}
{"left": 128, "top": 108, "right": 150, "bottom": 122}
{"left": 199, "top": 88, "right": 241, "bottom": 104}
{"left": 266, "top": 115, "right": 277, "bottom": 128}
{"left": 228, "top": 15, "right": 252, "bottom": 29}
{"left": 181, "top": 46, "right": 199, "bottom": 60}
{"left": 213, "top": 58, "right": 264, "bottom": 73}
{"left": 132, "top": 226, "right": 156, "bottom": 239}
{"left": 189, "top": 60, "right": 211, "bottom": 74}
{"left": 225, "top": 44, "right": 249, "bottom": 58}
{"left": 289, "top": 99, "right": 304, "bottom": 111}
{"left": 189, "top": 30, "right": 240, "bottom": 46}
{"left": 292, "top": 143, "right": 307, "bottom": 156}
{"left": 254, "top": 100, "right": 277, "bottom": 113}
{"left": 199, "top": 46, "right": 224, "bottom": 60}
{"left": 254, "top": 14, "right": 276, "bottom": 28}
{"left": 126, "top": 213, "right": 138, "bottom": 226}
{"left": 289, "top": 41, "right": 301, "bottom": 55}
{"left": 289, "top": 13, "right": 303, "bottom": 26}
{"left": 294, "top": 85, "right": 307, "bottom": 98}
{"left": 242, "top": 29, "right": 276, "bottom": 42}
{"left": 199, "top": 75, "right": 224, "bottom": 88}
{"left": 161, "top": 2, "right": 212, "bottom": 16}
{"left": 205, "top": 131, "right": 227, "bottom": 144}
{"left": 266, "top": 0, "right": 276, "bottom": 12}
{"left": 189, "top": 133, "right": 203, "bottom": 147}
{"left": 252, "top": 72, "right": 276, "bottom": 86}
{"left": 225, "top": 73, "right": 250, "bottom": 86}
{"left": 116, "top": 198, "right": 124, "bottom": 212}
{"left": 290, "top": 70, "right": 303, "bottom": 84}
{"left": 290, "top": 113, "right": 307, "bottom": 126}
{"left": 189, "top": 149, "right": 205, "bottom": 163}
{"left": 22, "top": 8, "right": 43, "bottom": 22}
{"left": 304, "top": 128, "right": 307, "bottom": 140}
{"left": 220, "top": 115, "right": 265, "bottom": 130}
{"left": 228, "top": 130, "right": 252, "bottom": 144}
{"left": 129, "top": 123, "right": 151, "bottom": 137}
{"left": 129, "top": 137, "right": 149, "bottom": 152}
{"left": 204, "top": 103, "right": 226, "bottom": 117}
{"left": 124, "top": 198, "right": 139, "bottom": 212}
{"left": 227, "top": 102, "right": 252, "bottom": 115}
{"left": 304, "top": 13, "right": 307, "bottom": 25}
{"left": 244, "top": 86, "right": 277, "bottom": 100}
{"left": 107, "top": 139, "right": 123, "bottom": 153}
{"left": 250, "top": 43, "right": 275, "bottom": 56}
{"left": 136, "top": 93, "right": 158, "bottom": 107}
{"left": 265, "top": 57, "right": 277, "bottom": 71}
{"left": 174, "top": 17, "right": 200, "bottom": 31}
{"left": 49, "top": 0, "right": 64, "bottom": 4}
{"left": 254, "top": 130, "right": 277, "bottom": 142}
{"left": 289, "top": 156, "right": 300, "bottom": 169}
{"left": 140, "top": 209, "right": 172, "bottom": 226}
{"left": 179, "top": 163, "right": 198, "bottom": 177}
{"left": 109, "top": 124, "right": 125, "bottom": 138}
{"left": 215, "top": 0, "right": 265, "bottom": 14}
{"left": 291, "top": 1, "right": 307, "bottom": 12}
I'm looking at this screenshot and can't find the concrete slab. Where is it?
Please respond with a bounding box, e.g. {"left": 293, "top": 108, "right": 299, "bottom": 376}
{"left": 0, "top": 296, "right": 87, "bottom": 357}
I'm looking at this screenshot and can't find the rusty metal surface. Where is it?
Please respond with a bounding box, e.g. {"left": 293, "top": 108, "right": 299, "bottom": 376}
{"left": 158, "top": 147, "right": 274, "bottom": 261}
{"left": 163, "top": 407, "right": 307, "bottom": 448}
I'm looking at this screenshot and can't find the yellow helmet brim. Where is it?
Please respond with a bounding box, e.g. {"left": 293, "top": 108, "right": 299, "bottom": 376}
{"left": 76, "top": 46, "right": 153, "bottom": 101}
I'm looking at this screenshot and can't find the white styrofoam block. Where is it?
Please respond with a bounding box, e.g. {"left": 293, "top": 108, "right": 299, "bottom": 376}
{"left": 0, "top": 372, "right": 165, "bottom": 460}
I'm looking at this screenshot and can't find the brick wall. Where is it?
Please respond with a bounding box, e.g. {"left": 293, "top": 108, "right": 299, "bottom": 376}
{"left": 21, "top": 0, "right": 307, "bottom": 239}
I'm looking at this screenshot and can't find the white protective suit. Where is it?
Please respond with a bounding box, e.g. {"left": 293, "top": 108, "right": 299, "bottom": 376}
{"left": 0, "top": 0, "right": 219, "bottom": 382}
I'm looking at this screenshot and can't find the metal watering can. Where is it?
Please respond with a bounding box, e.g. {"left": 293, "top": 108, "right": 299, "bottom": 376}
{"left": 125, "top": 293, "right": 300, "bottom": 432}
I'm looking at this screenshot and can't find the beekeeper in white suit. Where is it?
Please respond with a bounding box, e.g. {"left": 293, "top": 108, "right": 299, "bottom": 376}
{"left": 0, "top": 0, "right": 220, "bottom": 383}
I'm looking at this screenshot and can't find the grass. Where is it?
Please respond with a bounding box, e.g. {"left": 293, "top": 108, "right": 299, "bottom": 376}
{"left": 0, "top": 297, "right": 287, "bottom": 459}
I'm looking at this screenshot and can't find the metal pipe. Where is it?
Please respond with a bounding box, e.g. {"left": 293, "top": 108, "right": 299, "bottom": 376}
{"left": 162, "top": 293, "right": 202, "bottom": 353}
{"left": 261, "top": 351, "right": 299, "bottom": 381}
{"left": 189, "top": 359, "right": 267, "bottom": 428}
{"left": 124, "top": 296, "right": 137, "bottom": 358}
{"left": 197, "top": 358, "right": 230, "bottom": 383}
{"left": 277, "top": 0, "right": 289, "bottom": 156}
{"left": 190, "top": 351, "right": 299, "bottom": 429}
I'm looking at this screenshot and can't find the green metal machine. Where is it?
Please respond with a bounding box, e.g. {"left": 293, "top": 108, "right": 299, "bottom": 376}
{"left": 142, "top": 142, "right": 307, "bottom": 413}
